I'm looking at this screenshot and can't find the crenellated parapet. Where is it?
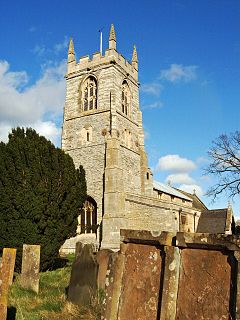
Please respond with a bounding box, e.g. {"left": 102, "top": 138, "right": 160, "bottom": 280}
{"left": 67, "top": 24, "right": 139, "bottom": 82}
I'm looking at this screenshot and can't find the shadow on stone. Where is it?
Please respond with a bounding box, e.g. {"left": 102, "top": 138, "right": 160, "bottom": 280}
{"left": 67, "top": 243, "right": 98, "bottom": 306}
{"left": 7, "top": 306, "right": 16, "bottom": 320}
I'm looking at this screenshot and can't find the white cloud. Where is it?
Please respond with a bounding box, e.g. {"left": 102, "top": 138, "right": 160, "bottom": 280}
{"left": 0, "top": 60, "right": 66, "bottom": 145}
{"left": 0, "top": 122, "right": 12, "bottom": 143}
{"left": 0, "top": 61, "right": 28, "bottom": 89}
{"left": 144, "top": 130, "right": 150, "bottom": 140}
{"left": 0, "top": 120, "right": 61, "bottom": 146}
{"left": 141, "top": 83, "right": 162, "bottom": 96}
{"left": 33, "top": 36, "right": 69, "bottom": 57}
{"left": 156, "top": 154, "right": 197, "bottom": 173}
{"left": 33, "top": 44, "right": 46, "bottom": 56}
{"left": 200, "top": 175, "right": 211, "bottom": 182}
{"left": 142, "top": 101, "right": 163, "bottom": 110}
{"left": 54, "top": 36, "right": 68, "bottom": 54}
{"left": 31, "top": 120, "right": 61, "bottom": 146}
{"left": 160, "top": 64, "right": 198, "bottom": 82}
{"left": 165, "top": 173, "right": 195, "bottom": 185}
{"left": 178, "top": 184, "right": 204, "bottom": 197}
{"left": 196, "top": 156, "right": 209, "bottom": 165}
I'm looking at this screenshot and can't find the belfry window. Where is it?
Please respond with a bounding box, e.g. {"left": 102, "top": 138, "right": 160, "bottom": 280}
{"left": 122, "top": 81, "right": 131, "bottom": 116}
{"left": 82, "top": 77, "right": 97, "bottom": 111}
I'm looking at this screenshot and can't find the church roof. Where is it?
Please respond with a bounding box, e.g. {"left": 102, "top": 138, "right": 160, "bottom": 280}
{"left": 174, "top": 188, "right": 208, "bottom": 211}
{"left": 196, "top": 209, "right": 228, "bottom": 233}
{"left": 153, "top": 181, "right": 192, "bottom": 201}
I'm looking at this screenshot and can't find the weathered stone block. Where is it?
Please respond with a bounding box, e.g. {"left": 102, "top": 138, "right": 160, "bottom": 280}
{"left": 0, "top": 248, "right": 17, "bottom": 319}
{"left": 0, "top": 248, "right": 16, "bottom": 286}
{"left": 176, "top": 248, "right": 234, "bottom": 319}
{"left": 96, "top": 249, "right": 113, "bottom": 290}
{"left": 160, "top": 246, "right": 180, "bottom": 320}
{"left": 20, "top": 244, "right": 40, "bottom": 293}
{"left": 7, "top": 248, "right": 16, "bottom": 286}
{"left": 68, "top": 244, "right": 98, "bottom": 306}
{"left": 102, "top": 249, "right": 125, "bottom": 320}
{"left": 117, "top": 243, "right": 162, "bottom": 320}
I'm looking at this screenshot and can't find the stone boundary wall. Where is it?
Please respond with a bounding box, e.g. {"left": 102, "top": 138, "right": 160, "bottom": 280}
{"left": 102, "top": 229, "right": 240, "bottom": 320}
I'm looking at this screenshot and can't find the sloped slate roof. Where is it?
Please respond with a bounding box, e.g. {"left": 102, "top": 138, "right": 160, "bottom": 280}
{"left": 174, "top": 188, "right": 208, "bottom": 211}
{"left": 153, "top": 181, "right": 192, "bottom": 202}
{"left": 196, "top": 209, "right": 228, "bottom": 233}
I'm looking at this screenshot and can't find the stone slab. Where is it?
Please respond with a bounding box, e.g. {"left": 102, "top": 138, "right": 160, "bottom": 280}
{"left": 176, "top": 232, "right": 240, "bottom": 251}
{"left": 234, "top": 251, "right": 240, "bottom": 320}
{"left": 6, "top": 248, "right": 16, "bottom": 286}
{"left": 117, "top": 243, "right": 162, "bottom": 320}
{"left": 120, "top": 229, "right": 176, "bottom": 246}
{"left": 96, "top": 249, "right": 113, "bottom": 290}
{"left": 68, "top": 244, "right": 98, "bottom": 306}
{"left": 176, "top": 248, "right": 234, "bottom": 319}
{"left": 21, "top": 244, "right": 40, "bottom": 293}
{"left": 160, "top": 246, "right": 180, "bottom": 320}
{"left": 102, "top": 246, "right": 125, "bottom": 320}
{"left": 0, "top": 248, "right": 16, "bottom": 319}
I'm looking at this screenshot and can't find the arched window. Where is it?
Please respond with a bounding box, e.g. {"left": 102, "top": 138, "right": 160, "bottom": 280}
{"left": 77, "top": 197, "right": 97, "bottom": 234}
{"left": 80, "top": 126, "right": 92, "bottom": 145}
{"left": 122, "top": 81, "right": 131, "bottom": 116}
{"left": 82, "top": 76, "right": 97, "bottom": 111}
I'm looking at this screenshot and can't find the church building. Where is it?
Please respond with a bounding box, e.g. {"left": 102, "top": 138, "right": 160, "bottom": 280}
{"left": 61, "top": 25, "right": 233, "bottom": 252}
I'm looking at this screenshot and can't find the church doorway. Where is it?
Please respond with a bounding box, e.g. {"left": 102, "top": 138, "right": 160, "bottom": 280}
{"left": 77, "top": 197, "right": 97, "bottom": 234}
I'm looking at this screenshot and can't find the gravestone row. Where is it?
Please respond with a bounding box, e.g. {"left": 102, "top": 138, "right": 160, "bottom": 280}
{"left": 0, "top": 244, "right": 40, "bottom": 320}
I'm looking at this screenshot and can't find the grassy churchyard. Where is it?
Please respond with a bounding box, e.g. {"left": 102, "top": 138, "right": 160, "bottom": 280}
{"left": 7, "top": 255, "right": 102, "bottom": 320}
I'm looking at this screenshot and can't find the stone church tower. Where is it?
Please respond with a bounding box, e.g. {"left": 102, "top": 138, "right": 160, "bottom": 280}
{"left": 61, "top": 24, "right": 233, "bottom": 253}
{"left": 62, "top": 25, "right": 153, "bottom": 249}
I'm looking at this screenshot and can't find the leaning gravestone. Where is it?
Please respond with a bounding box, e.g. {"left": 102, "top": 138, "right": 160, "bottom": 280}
{"left": 20, "top": 244, "right": 40, "bottom": 293}
{"left": 68, "top": 243, "right": 98, "bottom": 306}
{"left": 0, "top": 248, "right": 17, "bottom": 320}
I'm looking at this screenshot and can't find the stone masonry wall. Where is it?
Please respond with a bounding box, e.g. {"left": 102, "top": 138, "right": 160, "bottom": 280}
{"left": 126, "top": 197, "right": 177, "bottom": 232}
{"left": 125, "top": 193, "right": 200, "bottom": 233}
{"left": 62, "top": 111, "right": 110, "bottom": 221}
{"left": 120, "top": 146, "right": 141, "bottom": 195}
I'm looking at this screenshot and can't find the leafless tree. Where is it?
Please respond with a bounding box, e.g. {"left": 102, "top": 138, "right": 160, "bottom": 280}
{"left": 206, "top": 131, "right": 240, "bottom": 199}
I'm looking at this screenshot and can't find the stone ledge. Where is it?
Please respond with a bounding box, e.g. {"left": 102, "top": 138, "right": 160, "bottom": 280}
{"left": 120, "top": 229, "right": 240, "bottom": 251}
{"left": 116, "top": 110, "right": 139, "bottom": 126}
{"left": 120, "top": 229, "right": 176, "bottom": 247}
{"left": 65, "top": 108, "right": 110, "bottom": 121}
{"left": 176, "top": 232, "right": 240, "bottom": 251}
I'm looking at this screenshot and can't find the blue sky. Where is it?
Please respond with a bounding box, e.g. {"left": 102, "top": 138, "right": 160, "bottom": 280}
{"left": 0, "top": 0, "right": 239, "bottom": 214}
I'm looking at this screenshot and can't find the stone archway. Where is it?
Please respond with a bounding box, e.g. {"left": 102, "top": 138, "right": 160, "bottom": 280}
{"left": 77, "top": 197, "right": 97, "bottom": 234}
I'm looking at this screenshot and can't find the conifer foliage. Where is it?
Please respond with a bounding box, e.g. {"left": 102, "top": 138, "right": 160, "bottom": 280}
{"left": 0, "top": 128, "right": 87, "bottom": 271}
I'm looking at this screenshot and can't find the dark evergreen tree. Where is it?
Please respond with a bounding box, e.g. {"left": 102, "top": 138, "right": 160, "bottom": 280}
{"left": 0, "top": 128, "right": 87, "bottom": 271}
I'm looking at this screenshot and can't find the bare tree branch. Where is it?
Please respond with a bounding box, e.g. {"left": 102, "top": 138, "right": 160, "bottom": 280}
{"left": 205, "top": 131, "right": 240, "bottom": 200}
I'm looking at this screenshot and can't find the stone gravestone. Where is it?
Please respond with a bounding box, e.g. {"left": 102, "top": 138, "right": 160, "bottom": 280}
{"left": 0, "top": 248, "right": 17, "bottom": 320}
{"left": 7, "top": 248, "right": 16, "bottom": 286}
{"left": 96, "top": 249, "right": 113, "bottom": 290}
{"left": 68, "top": 243, "right": 98, "bottom": 306}
{"left": 21, "top": 244, "right": 40, "bottom": 293}
{"left": 75, "top": 241, "right": 84, "bottom": 257}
